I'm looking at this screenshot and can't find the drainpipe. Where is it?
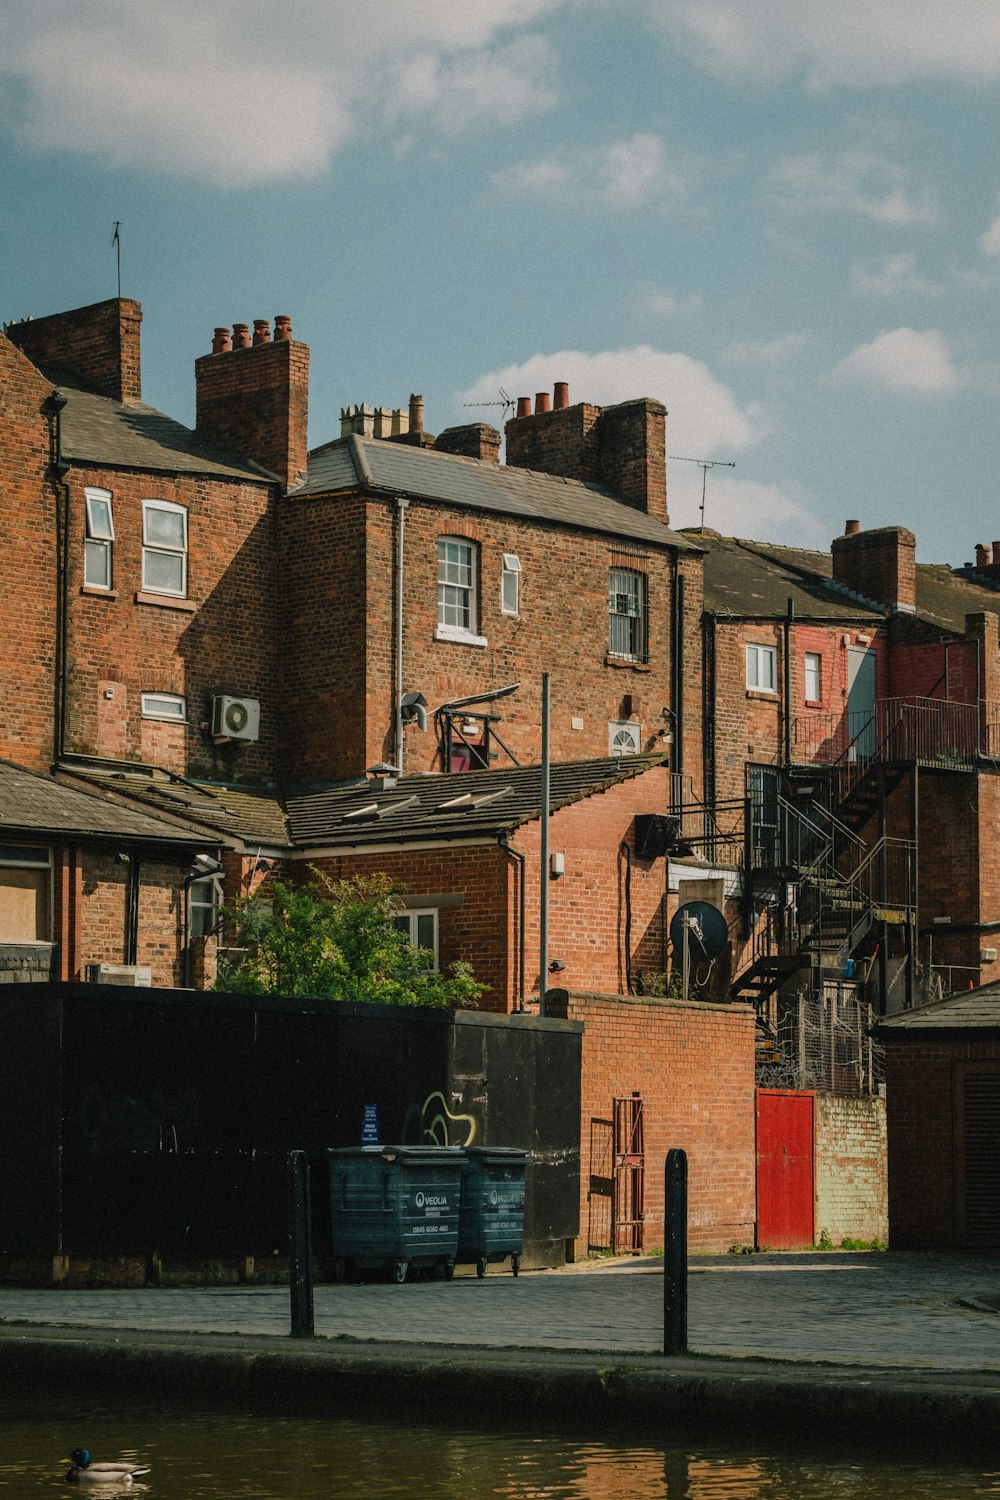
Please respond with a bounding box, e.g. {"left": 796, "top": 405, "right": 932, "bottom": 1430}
{"left": 47, "top": 389, "right": 70, "bottom": 763}
{"left": 394, "top": 497, "right": 409, "bottom": 772}
{"left": 783, "top": 596, "right": 794, "bottom": 768}
{"left": 539, "top": 673, "right": 550, "bottom": 1016}
{"left": 498, "top": 835, "right": 526, "bottom": 1012}
{"left": 672, "top": 565, "right": 685, "bottom": 784}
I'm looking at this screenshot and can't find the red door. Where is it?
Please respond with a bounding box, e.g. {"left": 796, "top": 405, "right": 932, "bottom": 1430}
{"left": 756, "top": 1089, "right": 814, "bottom": 1249}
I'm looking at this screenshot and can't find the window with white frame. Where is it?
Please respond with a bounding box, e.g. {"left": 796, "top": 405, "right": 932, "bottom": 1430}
{"left": 501, "top": 552, "right": 521, "bottom": 615}
{"left": 393, "top": 908, "right": 438, "bottom": 966}
{"left": 0, "top": 845, "right": 50, "bottom": 943}
{"left": 608, "top": 568, "right": 648, "bottom": 662}
{"left": 84, "top": 488, "right": 114, "bottom": 590}
{"left": 608, "top": 720, "right": 641, "bottom": 756}
{"left": 746, "top": 643, "right": 777, "bottom": 693}
{"left": 804, "top": 652, "right": 822, "bottom": 703}
{"left": 437, "top": 537, "right": 480, "bottom": 640}
{"left": 141, "top": 692, "right": 186, "bottom": 722}
{"left": 142, "top": 500, "right": 188, "bottom": 596}
{"left": 189, "top": 874, "right": 221, "bottom": 939}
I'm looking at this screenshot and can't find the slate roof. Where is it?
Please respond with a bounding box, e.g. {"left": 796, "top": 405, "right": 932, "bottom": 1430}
{"left": 61, "top": 764, "right": 290, "bottom": 848}
{"left": 285, "top": 754, "right": 668, "bottom": 849}
{"left": 878, "top": 987, "right": 1000, "bottom": 1032}
{"left": 295, "top": 435, "right": 695, "bottom": 552}
{"left": 0, "top": 761, "right": 216, "bottom": 847}
{"left": 44, "top": 369, "right": 276, "bottom": 483}
{"left": 696, "top": 532, "right": 1000, "bottom": 633}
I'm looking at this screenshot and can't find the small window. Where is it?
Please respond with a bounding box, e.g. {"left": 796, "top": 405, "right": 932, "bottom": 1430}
{"left": 0, "top": 845, "right": 50, "bottom": 943}
{"left": 141, "top": 692, "right": 186, "bottom": 722}
{"left": 746, "top": 643, "right": 777, "bottom": 693}
{"left": 142, "top": 500, "right": 188, "bottom": 597}
{"left": 437, "top": 537, "right": 484, "bottom": 643}
{"left": 393, "top": 908, "right": 439, "bottom": 967}
{"left": 609, "top": 720, "right": 641, "bottom": 756}
{"left": 608, "top": 568, "right": 648, "bottom": 662}
{"left": 189, "top": 874, "right": 221, "bottom": 938}
{"left": 501, "top": 553, "right": 521, "bottom": 615}
{"left": 804, "top": 652, "right": 822, "bottom": 703}
{"left": 84, "top": 488, "right": 114, "bottom": 590}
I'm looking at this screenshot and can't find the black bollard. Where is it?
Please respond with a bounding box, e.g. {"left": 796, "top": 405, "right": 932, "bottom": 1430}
{"left": 288, "top": 1150, "right": 315, "bottom": 1337}
{"left": 663, "top": 1148, "right": 688, "bottom": 1355}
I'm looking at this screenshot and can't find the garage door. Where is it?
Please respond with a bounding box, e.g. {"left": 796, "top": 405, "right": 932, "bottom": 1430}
{"left": 956, "top": 1063, "right": 1000, "bottom": 1248}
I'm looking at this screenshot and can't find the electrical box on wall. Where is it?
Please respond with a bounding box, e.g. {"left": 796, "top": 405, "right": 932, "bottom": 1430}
{"left": 211, "top": 695, "right": 260, "bottom": 742}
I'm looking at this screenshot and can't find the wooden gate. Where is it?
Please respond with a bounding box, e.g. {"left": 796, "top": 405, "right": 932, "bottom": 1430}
{"left": 756, "top": 1088, "right": 814, "bottom": 1249}
{"left": 612, "top": 1093, "right": 645, "bottom": 1254}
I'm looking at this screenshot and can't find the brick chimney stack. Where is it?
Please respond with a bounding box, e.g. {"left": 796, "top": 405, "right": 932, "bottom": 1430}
{"left": 434, "top": 424, "right": 501, "bottom": 463}
{"left": 505, "top": 385, "right": 669, "bottom": 522}
{"left": 195, "top": 316, "right": 309, "bottom": 490}
{"left": 7, "top": 298, "right": 142, "bottom": 403}
{"left": 831, "top": 520, "right": 916, "bottom": 614}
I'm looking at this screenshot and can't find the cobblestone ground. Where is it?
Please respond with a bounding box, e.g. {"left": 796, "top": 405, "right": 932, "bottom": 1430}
{"left": 1, "top": 1253, "right": 998, "bottom": 1370}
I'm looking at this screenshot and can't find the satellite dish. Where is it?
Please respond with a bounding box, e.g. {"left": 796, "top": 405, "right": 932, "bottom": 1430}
{"left": 669, "top": 901, "right": 728, "bottom": 961}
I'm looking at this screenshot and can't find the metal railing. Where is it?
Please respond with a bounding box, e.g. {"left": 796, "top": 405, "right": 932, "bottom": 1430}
{"left": 791, "top": 696, "right": 981, "bottom": 770}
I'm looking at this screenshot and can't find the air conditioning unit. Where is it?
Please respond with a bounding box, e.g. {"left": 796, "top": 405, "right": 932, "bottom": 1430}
{"left": 86, "top": 963, "right": 152, "bottom": 987}
{"left": 211, "top": 694, "right": 260, "bottom": 742}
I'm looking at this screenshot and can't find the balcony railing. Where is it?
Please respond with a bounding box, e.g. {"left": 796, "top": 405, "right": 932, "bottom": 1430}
{"left": 792, "top": 696, "right": 982, "bottom": 770}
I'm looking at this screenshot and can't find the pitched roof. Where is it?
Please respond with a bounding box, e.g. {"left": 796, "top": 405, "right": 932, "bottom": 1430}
{"left": 295, "top": 436, "right": 695, "bottom": 552}
{"left": 878, "top": 987, "right": 1000, "bottom": 1032}
{"left": 60, "top": 764, "right": 290, "bottom": 848}
{"left": 285, "top": 754, "right": 667, "bottom": 849}
{"left": 44, "top": 370, "right": 275, "bottom": 483}
{"left": 0, "top": 760, "right": 216, "bottom": 848}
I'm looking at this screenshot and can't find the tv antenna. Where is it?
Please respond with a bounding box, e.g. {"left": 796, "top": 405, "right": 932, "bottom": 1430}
{"left": 111, "top": 221, "right": 121, "bottom": 298}
{"left": 668, "top": 454, "right": 735, "bottom": 533}
{"left": 462, "top": 386, "right": 515, "bottom": 422}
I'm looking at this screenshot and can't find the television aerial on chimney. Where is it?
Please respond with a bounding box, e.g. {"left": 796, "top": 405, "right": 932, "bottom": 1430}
{"left": 668, "top": 454, "right": 735, "bottom": 533}
{"left": 462, "top": 386, "right": 515, "bottom": 421}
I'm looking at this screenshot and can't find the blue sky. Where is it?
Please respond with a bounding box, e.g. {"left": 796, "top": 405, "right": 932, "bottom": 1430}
{"left": 3, "top": 1, "right": 1000, "bottom": 564}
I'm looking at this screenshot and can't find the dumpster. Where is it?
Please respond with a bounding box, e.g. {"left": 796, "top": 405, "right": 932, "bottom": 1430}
{"left": 328, "top": 1146, "right": 463, "bottom": 1283}
{"left": 457, "top": 1146, "right": 527, "bottom": 1276}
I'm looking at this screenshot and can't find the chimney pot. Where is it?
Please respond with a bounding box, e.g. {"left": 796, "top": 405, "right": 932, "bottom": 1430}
{"left": 976, "top": 543, "right": 990, "bottom": 568}
{"left": 212, "top": 327, "right": 232, "bottom": 355}
{"left": 273, "top": 315, "right": 292, "bottom": 342}
{"left": 992, "top": 542, "right": 1000, "bottom": 566}
{"left": 553, "top": 381, "right": 569, "bottom": 410}
{"left": 232, "top": 323, "right": 251, "bottom": 350}
{"left": 845, "top": 518, "right": 860, "bottom": 536}
{"left": 252, "top": 319, "right": 271, "bottom": 346}
{"left": 409, "top": 393, "right": 424, "bottom": 434}
{"left": 535, "top": 391, "right": 551, "bottom": 414}
{"left": 516, "top": 396, "right": 532, "bottom": 418}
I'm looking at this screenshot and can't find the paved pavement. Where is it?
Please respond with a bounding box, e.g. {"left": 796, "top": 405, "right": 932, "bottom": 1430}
{"left": 1, "top": 1251, "right": 999, "bottom": 1370}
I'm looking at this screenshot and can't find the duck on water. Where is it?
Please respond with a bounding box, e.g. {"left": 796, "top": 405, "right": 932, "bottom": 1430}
{"left": 63, "top": 1450, "right": 150, "bottom": 1485}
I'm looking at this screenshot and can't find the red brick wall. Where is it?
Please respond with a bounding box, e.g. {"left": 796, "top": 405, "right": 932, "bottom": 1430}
{"left": 81, "top": 850, "right": 188, "bottom": 986}
{"left": 0, "top": 334, "right": 59, "bottom": 771}
{"left": 888, "top": 640, "right": 978, "bottom": 702}
{"left": 62, "top": 465, "right": 278, "bottom": 781}
{"left": 884, "top": 1034, "right": 1000, "bottom": 1247}
{"left": 814, "top": 1093, "right": 887, "bottom": 1244}
{"left": 832, "top": 526, "right": 916, "bottom": 612}
{"left": 548, "top": 988, "right": 756, "bottom": 1251}
{"left": 195, "top": 334, "right": 309, "bottom": 490}
{"left": 7, "top": 299, "right": 142, "bottom": 404}
{"left": 505, "top": 399, "right": 668, "bottom": 522}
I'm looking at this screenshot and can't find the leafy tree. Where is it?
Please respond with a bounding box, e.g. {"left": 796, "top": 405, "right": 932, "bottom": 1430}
{"left": 214, "top": 871, "right": 484, "bottom": 1009}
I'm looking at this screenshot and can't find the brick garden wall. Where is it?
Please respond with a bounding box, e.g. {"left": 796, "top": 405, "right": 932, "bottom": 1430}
{"left": 81, "top": 850, "right": 190, "bottom": 987}
{"left": 813, "top": 1092, "right": 888, "bottom": 1244}
{"left": 548, "top": 988, "right": 756, "bottom": 1252}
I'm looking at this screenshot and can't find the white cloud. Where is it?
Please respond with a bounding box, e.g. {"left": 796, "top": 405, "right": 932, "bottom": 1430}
{"left": 980, "top": 202, "right": 1000, "bottom": 257}
{"left": 642, "top": 286, "right": 703, "bottom": 317}
{"left": 0, "top": 0, "right": 565, "bottom": 185}
{"left": 772, "top": 152, "right": 937, "bottom": 227}
{"left": 828, "top": 328, "right": 962, "bottom": 395}
{"left": 851, "top": 254, "right": 942, "bottom": 297}
{"left": 721, "top": 332, "right": 810, "bottom": 365}
{"left": 655, "top": 1, "right": 1000, "bottom": 89}
{"left": 457, "top": 345, "right": 762, "bottom": 455}
{"left": 496, "top": 133, "right": 684, "bottom": 208}
{"left": 675, "top": 477, "right": 827, "bottom": 547}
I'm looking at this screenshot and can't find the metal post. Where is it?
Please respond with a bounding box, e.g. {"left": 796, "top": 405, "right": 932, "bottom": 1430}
{"left": 539, "top": 672, "right": 550, "bottom": 1016}
{"left": 288, "top": 1150, "right": 314, "bottom": 1337}
{"left": 663, "top": 1148, "right": 688, "bottom": 1355}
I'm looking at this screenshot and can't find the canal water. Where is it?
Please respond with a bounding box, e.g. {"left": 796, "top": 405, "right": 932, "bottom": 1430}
{"left": 4, "top": 1393, "right": 998, "bottom": 1497}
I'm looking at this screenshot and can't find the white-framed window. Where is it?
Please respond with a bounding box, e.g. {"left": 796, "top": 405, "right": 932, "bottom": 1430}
{"left": 608, "top": 568, "right": 648, "bottom": 662}
{"left": 608, "top": 720, "right": 641, "bottom": 756}
{"left": 0, "top": 844, "right": 51, "bottom": 943}
{"left": 804, "top": 652, "right": 822, "bottom": 703}
{"left": 141, "top": 692, "right": 186, "bottom": 722}
{"left": 393, "top": 908, "right": 439, "bottom": 966}
{"left": 746, "top": 643, "right": 777, "bottom": 693}
{"left": 189, "top": 874, "right": 221, "bottom": 939}
{"left": 436, "top": 537, "right": 484, "bottom": 643}
{"left": 142, "top": 500, "right": 188, "bottom": 597}
{"left": 84, "top": 488, "right": 114, "bottom": 590}
{"left": 501, "top": 552, "right": 521, "bottom": 615}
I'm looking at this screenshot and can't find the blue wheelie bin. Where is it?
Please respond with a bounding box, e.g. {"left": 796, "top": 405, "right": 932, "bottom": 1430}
{"left": 328, "top": 1146, "right": 463, "bottom": 1283}
{"left": 457, "top": 1146, "right": 527, "bottom": 1277}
